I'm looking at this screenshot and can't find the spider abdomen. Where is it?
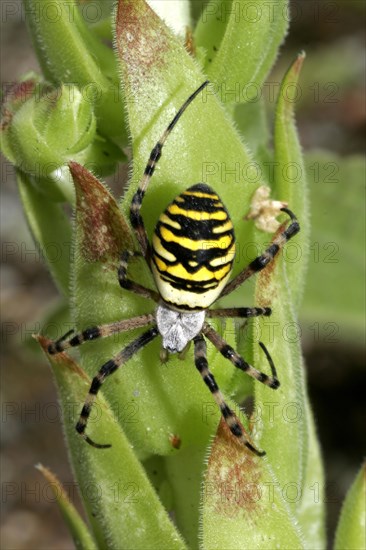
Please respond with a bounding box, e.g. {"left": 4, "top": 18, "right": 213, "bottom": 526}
{"left": 152, "top": 183, "right": 235, "bottom": 310}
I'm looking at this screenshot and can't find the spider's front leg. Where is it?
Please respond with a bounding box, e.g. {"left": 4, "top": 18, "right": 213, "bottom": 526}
{"left": 221, "top": 207, "right": 300, "bottom": 298}
{"left": 193, "top": 334, "right": 265, "bottom": 456}
{"left": 203, "top": 322, "right": 280, "bottom": 389}
{"left": 118, "top": 250, "right": 159, "bottom": 302}
{"left": 206, "top": 307, "right": 272, "bottom": 319}
{"left": 129, "top": 81, "right": 209, "bottom": 258}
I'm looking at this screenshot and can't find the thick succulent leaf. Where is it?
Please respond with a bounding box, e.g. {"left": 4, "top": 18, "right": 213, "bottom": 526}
{"left": 164, "top": 445, "right": 209, "bottom": 548}
{"left": 274, "top": 52, "right": 309, "bottom": 309}
{"left": 35, "top": 464, "right": 98, "bottom": 550}
{"left": 201, "top": 421, "right": 304, "bottom": 549}
{"left": 115, "top": 0, "right": 257, "bottom": 262}
{"left": 17, "top": 171, "right": 72, "bottom": 295}
{"left": 252, "top": 252, "right": 308, "bottom": 511}
{"left": 36, "top": 336, "right": 187, "bottom": 550}
{"left": 194, "top": 0, "right": 227, "bottom": 67}
{"left": 246, "top": 53, "right": 310, "bottom": 506}
{"left": 334, "top": 463, "right": 366, "bottom": 550}
{"left": 297, "top": 404, "right": 326, "bottom": 549}
{"left": 234, "top": 99, "right": 270, "bottom": 153}
{"left": 195, "top": 0, "right": 289, "bottom": 105}
{"left": 41, "top": 301, "right": 71, "bottom": 348}
{"left": 23, "top": 0, "right": 127, "bottom": 144}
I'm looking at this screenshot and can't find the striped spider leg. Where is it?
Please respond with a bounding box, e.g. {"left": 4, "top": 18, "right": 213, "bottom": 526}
{"left": 129, "top": 80, "right": 210, "bottom": 259}
{"left": 46, "top": 81, "right": 211, "bottom": 448}
{"left": 220, "top": 206, "right": 300, "bottom": 298}
{"left": 194, "top": 334, "right": 274, "bottom": 457}
{"left": 47, "top": 80, "right": 300, "bottom": 455}
{"left": 192, "top": 208, "right": 300, "bottom": 454}
{"left": 47, "top": 314, "right": 159, "bottom": 448}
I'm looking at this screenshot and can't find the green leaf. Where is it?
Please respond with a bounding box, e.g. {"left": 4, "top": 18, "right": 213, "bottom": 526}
{"left": 80, "top": 135, "right": 127, "bottom": 177}
{"left": 234, "top": 99, "right": 270, "bottom": 153}
{"left": 334, "top": 463, "right": 366, "bottom": 550}
{"left": 35, "top": 464, "right": 98, "bottom": 550}
{"left": 115, "top": 0, "right": 257, "bottom": 279}
{"left": 164, "top": 445, "right": 208, "bottom": 548}
{"left": 252, "top": 252, "right": 308, "bottom": 511}
{"left": 297, "top": 404, "right": 326, "bottom": 549}
{"left": 36, "top": 335, "right": 187, "bottom": 550}
{"left": 17, "top": 170, "right": 72, "bottom": 295}
{"left": 1, "top": 78, "right": 126, "bottom": 180}
{"left": 245, "top": 52, "right": 318, "bottom": 533}
{"left": 194, "top": 0, "right": 227, "bottom": 67}
{"left": 195, "top": 0, "right": 289, "bottom": 105}
{"left": 41, "top": 300, "right": 71, "bottom": 345}
{"left": 274, "top": 52, "right": 309, "bottom": 309}
{"left": 201, "top": 422, "right": 304, "bottom": 549}
{"left": 23, "top": 0, "right": 127, "bottom": 145}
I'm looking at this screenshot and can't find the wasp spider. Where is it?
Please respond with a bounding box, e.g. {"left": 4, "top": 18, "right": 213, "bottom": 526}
{"left": 48, "top": 81, "right": 300, "bottom": 456}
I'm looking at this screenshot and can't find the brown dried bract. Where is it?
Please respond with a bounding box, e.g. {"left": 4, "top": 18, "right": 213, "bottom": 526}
{"left": 69, "top": 162, "right": 133, "bottom": 264}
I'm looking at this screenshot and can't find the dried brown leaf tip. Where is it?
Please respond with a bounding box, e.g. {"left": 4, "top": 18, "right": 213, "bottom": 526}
{"left": 185, "top": 27, "right": 196, "bottom": 57}
{"left": 69, "top": 162, "right": 133, "bottom": 263}
{"left": 205, "top": 420, "right": 263, "bottom": 519}
{"left": 116, "top": 0, "right": 169, "bottom": 89}
{"left": 35, "top": 334, "right": 89, "bottom": 381}
{"left": 293, "top": 51, "right": 306, "bottom": 75}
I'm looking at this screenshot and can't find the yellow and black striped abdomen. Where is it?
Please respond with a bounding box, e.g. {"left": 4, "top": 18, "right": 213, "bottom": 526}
{"left": 151, "top": 183, "right": 235, "bottom": 310}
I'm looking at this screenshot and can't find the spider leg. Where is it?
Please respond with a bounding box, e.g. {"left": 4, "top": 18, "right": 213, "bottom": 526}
{"left": 47, "top": 314, "right": 155, "bottom": 354}
{"left": 202, "top": 323, "right": 279, "bottom": 389}
{"left": 193, "top": 334, "right": 265, "bottom": 456}
{"left": 206, "top": 307, "right": 271, "bottom": 319}
{"left": 129, "top": 80, "right": 209, "bottom": 258}
{"left": 221, "top": 207, "right": 300, "bottom": 297}
{"left": 76, "top": 326, "right": 159, "bottom": 448}
{"left": 118, "top": 250, "right": 159, "bottom": 302}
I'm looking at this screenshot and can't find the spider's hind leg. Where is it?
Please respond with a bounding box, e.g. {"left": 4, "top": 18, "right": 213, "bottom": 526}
{"left": 193, "top": 334, "right": 265, "bottom": 456}
{"left": 76, "top": 325, "right": 159, "bottom": 448}
{"left": 203, "top": 323, "right": 280, "bottom": 389}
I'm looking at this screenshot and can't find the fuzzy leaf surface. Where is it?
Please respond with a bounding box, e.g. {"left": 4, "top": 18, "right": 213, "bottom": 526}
{"left": 36, "top": 464, "right": 98, "bottom": 550}
{"left": 201, "top": 421, "right": 304, "bottom": 549}
{"left": 17, "top": 171, "right": 72, "bottom": 295}
{"left": 274, "top": 52, "right": 309, "bottom": 309}
{"left": 37, "top": 335, "right": 187, "bottom": 550}
{"left": 195, "top": 0, "right": 289, "bottom": 105}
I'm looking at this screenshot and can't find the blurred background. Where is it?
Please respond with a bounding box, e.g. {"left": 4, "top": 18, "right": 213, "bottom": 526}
{"left": 1, "top": 1, "right": 365, "bottom": 548}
